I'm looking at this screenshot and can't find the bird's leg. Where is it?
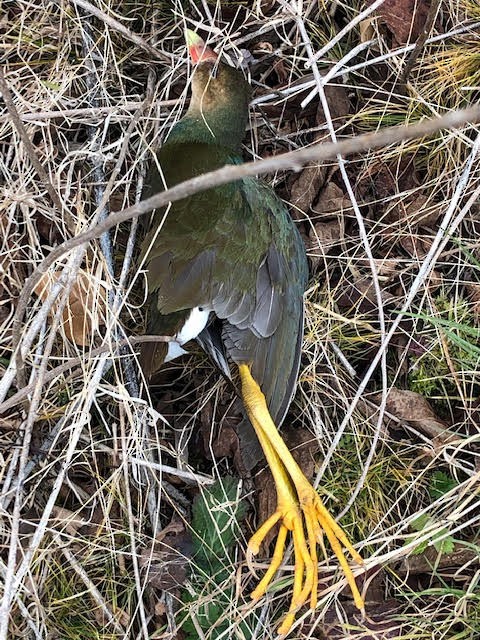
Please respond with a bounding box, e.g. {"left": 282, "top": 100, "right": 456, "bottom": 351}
{"left": 238, "top": 364, "right": 364, "bottom": 635}
{"left": 246, "top": 410, "right": 315, "bottom": 606}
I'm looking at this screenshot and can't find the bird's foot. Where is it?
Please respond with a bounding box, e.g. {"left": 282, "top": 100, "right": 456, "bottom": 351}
{"left": 248, "top": 480, "right": 364, "bottom": 636}
{"left": 238, "top": 364, "right": 364, "bottom": 635}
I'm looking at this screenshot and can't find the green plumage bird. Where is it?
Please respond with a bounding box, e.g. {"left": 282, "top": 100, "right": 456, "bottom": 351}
{"left": 140, "top": 31, "right": 363, "bottom": 635}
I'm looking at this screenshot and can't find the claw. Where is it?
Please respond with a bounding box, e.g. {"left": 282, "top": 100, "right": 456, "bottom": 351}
{"left": 248, "top": 487, "right": 364, "bottom": 636}
{"left": 250, "top": 522, "right": 288, "bottom": 599}
{"left": 248, "top": 511, "right": 282, "bottom": 555}
{"left": 238, "top": 363, "right": 365, "bottom": 636}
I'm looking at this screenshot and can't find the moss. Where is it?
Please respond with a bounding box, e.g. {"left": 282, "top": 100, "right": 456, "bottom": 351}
{"left": 408, "top": 294, "right": 480, "bottom": 407}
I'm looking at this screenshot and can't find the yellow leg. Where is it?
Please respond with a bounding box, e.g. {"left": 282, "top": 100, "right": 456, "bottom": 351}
{"left": 239, "top": 364, "right": 364, "bottom": 635}
{"left": 247, "top": 407, "right": 315, "bottom": 602}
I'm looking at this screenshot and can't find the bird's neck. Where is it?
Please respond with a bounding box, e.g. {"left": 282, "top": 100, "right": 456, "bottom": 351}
{"left": 168, "top": 105, "right": 247, "bottom": 150}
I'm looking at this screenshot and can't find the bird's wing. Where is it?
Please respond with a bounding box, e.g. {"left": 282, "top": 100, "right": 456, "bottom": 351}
{"left": 141, "top": 142, "right": 308, "bottom": 432}
{"left": 141, "top": 142, "right": 284, "bottom": 332}
{"left": 220, "top": 178, "right": 308, "bottom": 428}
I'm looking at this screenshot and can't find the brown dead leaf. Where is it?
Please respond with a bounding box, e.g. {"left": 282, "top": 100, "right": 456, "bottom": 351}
{"left": 355, "top": 257, "right": 401, "bottom": 278}
{"left": 140, "top": 517, "right": 192, "bottom": 591}
{"left": 374, "top": 387, "right": 454, "bottom": 444}
{"left": 284, "top": 427, "right": 318, "bottom": 480}
{"left": 316, "top": 83, "right": 351, "bottom": 130}
{"left": 396, "top": 544, "right": 479, "bottom": 576}
{"left": 406, "top": 194, "right": 443, "bottom": 228}
{"left": 260, "top": 0, "right": 276, "bottom": 12}
{"left": 427, "top": 269, "right": 443, "bottom": 291}
{"left": 290, "top": 165, "right": 327, "bottom": 216}
{"left": 0, "top": 416, "right": 21, "bottom": 430}
{"left": 307, "top": 219, "right": 344, "bottom": 271}
{"left": 399, "top": 233, "right": 433, "bottom": 259}
{"left": 359, "top": 17, "right": 376, "bottom": 43}
{"left": 34, "top": 213, "right": 63, "bottom": 245}
{"left": 316, "top": 599, "right": 404, "bottom": 639}
{"left": 50, "top": 506, "right": 89, "bottom": 537}
{"left": 387, "top": 194, "right": 443, "bottom": 227}
{"left": 313, "top": 182, "right": 351, "bottom": 217}
{"left": 200, "top": 398, "right": 247, "bottom": 472}
{"left": 336, "top": 277, "right": 396, "bottom": 313}
{"left": 309, "top": 220, "right": 343, "bottom": 251}
{"left": 272, "top": 58, "right": 288, "bottom": 84}
{"left": 466, "top": 283, "right": 480, "bottom": 322}
{"left": 92, "top": 602, "right": 129, "bottom": 630}
{"left": 357, "top": 156, "right": 419, "bottom": 210}
{"left": 367, "top": 0, "right": 431, "bottom": 45}
{"left": 34, "top": 269, "right": 107, "bottom": 345}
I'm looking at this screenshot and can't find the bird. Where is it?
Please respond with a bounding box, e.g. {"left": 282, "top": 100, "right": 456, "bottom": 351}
{"left": 139, "top": 30, "right": 364, "bottom": 635}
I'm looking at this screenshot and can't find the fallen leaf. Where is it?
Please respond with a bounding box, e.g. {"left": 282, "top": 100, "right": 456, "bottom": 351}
{"left": 336, "top": 277, "right": 395, "bottom": 314}
{"left": 388, "top": 193, "right": 443, "bottom": 227}
{"left": 34, "top": 269, "right": 107, "bottom": 345}
{"left": 50, "top": 506, "right": 89, "bottom": 537}
{"left": 290, "top": 165, "right": 327, "bottom": 216}
{"left": 399, "top": 233, "right": 433, "bottom": 259}
{"left": 316, "top": 82, "right": 351, "bottom": 130}
{"left": 396, "top": 544, "right": 480, "bottom": 576}
{"left": 284, "top": 427, "right": 318, "bottom": 480}
{"left": 313, "top": 182, "right": 351, "bottom": 216}
{"left": 309, "top": 220, "right": 343, "bottom": 251}
{"left": 359, "top": 17, "right": 376, "bottom": 43}
{"left": 0, "top": 416, "right": 21, "bottom": 430}
{"left": 315, "top": 599, "right": 404, "bottom": 639}
{"left": 356, "top": 156, "right": 418, "bottom": 211}
{"left": 374, "top": 387, "right": 454, "bottom": 443}
{"left": 140, "top": 517, "right": 193, "bottom": 591}
{"left": 307, "top": 219, "right": 343, "bottom": 271}
{"left": 466, "top": 283, "right": 480, "bottom": 322}
{"left": 199, "top": 397, "right": 249, "bottom": 473}
{"left": 367, "top": 0, "right": 431, "bottom": 45}
{"left": 355, "top": 257, "right": 401, "bottom": 278}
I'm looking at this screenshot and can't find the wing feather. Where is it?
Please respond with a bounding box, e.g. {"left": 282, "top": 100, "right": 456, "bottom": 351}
{"left": 141, "top": 140, "right": 308, "bottom": 467}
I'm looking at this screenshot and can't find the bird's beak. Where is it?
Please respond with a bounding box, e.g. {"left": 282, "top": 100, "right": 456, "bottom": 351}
{"left": 186, "top": 29, "right": 218, "bottom": 64}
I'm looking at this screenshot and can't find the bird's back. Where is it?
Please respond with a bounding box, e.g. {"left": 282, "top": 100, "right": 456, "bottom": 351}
{"left": 140, "top": 120, "right": 307, "bottom": 468}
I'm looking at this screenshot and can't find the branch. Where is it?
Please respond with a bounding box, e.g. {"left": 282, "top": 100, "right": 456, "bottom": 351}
{"left": 0, "top": 336, "right": 170, "bottom": 416}
{"left": 12, "top": 104, "right": 480, "bottom": 349}
{"left": 0, "top": 68, "right": 63, "bottom": 213}
{"left": 66, "top": 0, "right": 173, "bottom": 64}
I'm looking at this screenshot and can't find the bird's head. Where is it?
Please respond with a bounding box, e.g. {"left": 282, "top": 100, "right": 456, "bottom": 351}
{"left": 184, "top": 30, "right": 251, "bottom": 148}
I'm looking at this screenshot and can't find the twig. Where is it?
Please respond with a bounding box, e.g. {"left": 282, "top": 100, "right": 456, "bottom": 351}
{"left": 66, "top": 0, "right": 173, "bottom": 64}
{"left": 11, "top": 102, "right": 480, "bottom": 353}
{"left": 0, "top": 101, "right": 161, "bottom": 124}
{"left": 0, "top": 335, "right": 170, "bottom": 416}
{"left": 60, "top": 546, "right": 126, "bottom": 635}
{"left": 401, "top": 0, "right": 443, "bottom": 87}
{"left": 127, "top": 457, "right": 214, "bottom": 486}
{"left": 0, "top": 68, "right": 63, "bottom": 213}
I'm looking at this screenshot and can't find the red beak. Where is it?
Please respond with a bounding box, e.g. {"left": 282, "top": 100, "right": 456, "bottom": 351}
{"left": 186, "top": 30, "right": 218, "bottom": 64}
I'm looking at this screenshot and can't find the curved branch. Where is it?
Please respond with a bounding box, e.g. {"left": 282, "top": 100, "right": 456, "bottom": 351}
{"left": 12, "top": 104, "right": 480, "bottom": 356}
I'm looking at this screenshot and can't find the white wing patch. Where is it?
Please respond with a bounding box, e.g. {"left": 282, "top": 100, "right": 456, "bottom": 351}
{"left": 165, "top": 306, "right": 211, "bottom": 362}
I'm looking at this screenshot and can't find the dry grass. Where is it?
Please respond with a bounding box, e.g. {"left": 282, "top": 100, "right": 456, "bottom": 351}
{"left": 1, "top": 1, "right": 479, "bottom": 639}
